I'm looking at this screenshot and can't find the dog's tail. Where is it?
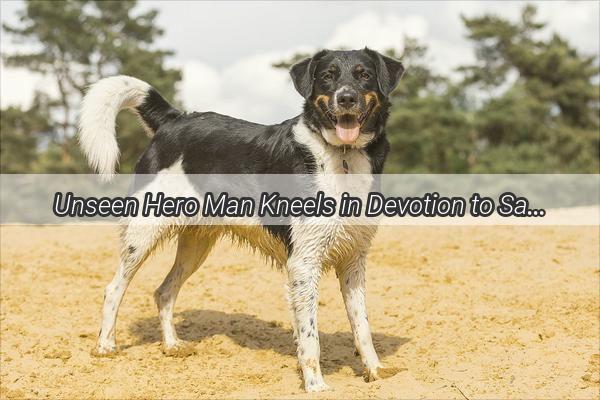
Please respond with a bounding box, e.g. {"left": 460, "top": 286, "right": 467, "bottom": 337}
{"left": 78, "top": 75, "right": 180, "bottom": 180}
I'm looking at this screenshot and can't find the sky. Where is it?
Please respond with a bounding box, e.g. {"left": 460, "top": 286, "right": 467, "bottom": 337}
{"left": 1, "top": 1, "right": 599, "bottom": 124}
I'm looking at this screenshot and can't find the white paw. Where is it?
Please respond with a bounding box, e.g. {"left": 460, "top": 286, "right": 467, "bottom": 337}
{"left": 305, "top": 379, "right": 331, "bottom": 392}
{"left": 161, "top": 340, "right": 197, "bottom": 357}
{"left": 91, "top": 342, "right": 117, "bottom": 357}
{"left": 364, "top": 365, "right": 402, "bottom": 382}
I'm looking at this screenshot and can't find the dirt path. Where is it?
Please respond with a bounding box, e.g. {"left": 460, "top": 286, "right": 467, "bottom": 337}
{"left": 1, "top": 225, "right": 598, "bottom": 399}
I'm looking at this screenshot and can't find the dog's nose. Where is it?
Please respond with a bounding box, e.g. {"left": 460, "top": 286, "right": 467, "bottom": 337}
{"left": 337, "top": 91, "right": 357, "bottom": 109}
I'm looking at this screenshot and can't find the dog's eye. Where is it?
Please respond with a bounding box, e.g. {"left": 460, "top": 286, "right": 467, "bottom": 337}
{"left": 322, "top": 72, "right": 333, "bottom": 81}
{"left": 360, "top": 72, "right": 370, "bottom": 80}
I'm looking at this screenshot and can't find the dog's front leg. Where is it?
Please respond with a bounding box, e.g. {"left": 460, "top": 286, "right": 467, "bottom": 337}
{"left": 286, "top": 255, "right": 329, "bottom": 392}
{"left": 338, "top": 255, "right": 398, "bottom": 382}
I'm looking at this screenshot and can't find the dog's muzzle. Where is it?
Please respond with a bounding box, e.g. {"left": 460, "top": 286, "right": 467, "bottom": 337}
{"left": 329, "top": 88, "right": 373, "bottom": 144}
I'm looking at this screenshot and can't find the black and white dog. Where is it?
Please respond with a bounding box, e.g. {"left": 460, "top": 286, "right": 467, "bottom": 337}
{"left": 78, "top": 48, "right": 403, "bottom": 392}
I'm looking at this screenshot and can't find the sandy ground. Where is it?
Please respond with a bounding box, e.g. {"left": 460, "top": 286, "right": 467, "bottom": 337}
{"left": 0, "top": 225, "right": 598, "bottom": 399}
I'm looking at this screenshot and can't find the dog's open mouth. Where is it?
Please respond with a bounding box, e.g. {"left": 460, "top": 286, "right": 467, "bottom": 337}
{"left": 321, "top": 100, "right": 375, "bottom": 144}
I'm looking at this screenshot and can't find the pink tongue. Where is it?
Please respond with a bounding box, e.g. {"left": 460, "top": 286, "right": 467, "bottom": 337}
{"left": 335, "top": 124, "right": 360, "bottom": 144}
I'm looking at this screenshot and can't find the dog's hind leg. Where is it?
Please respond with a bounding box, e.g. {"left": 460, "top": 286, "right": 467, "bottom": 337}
{"left": 93, "top": 223, "right": 164, "bottom": 356}
{"left": 154, "top": 229, "right": 217, "bottom": 356}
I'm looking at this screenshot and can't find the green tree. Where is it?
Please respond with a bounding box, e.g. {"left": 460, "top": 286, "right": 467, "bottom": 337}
{"left": 461, "top": 4, "right": 599, "bottom": 173}
{"left": 2, "top": 0, "right": 181, "bottom": 173}
{"left": 0, "top": 94, "right": 51, "bottom": 173}
{"left": 383, "top": 38, "right": 474, "bottom": 173}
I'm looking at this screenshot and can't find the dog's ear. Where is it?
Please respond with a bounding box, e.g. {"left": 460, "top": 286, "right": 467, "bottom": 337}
{"left": 364, "top": 48, "right": 404, "bottom": 96}
{"left": 290, "top": 50, "right": 328, "bottom": 99}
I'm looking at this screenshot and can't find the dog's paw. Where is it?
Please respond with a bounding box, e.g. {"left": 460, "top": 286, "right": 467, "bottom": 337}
{"left": 162, "top": 340, "right": 197, "bottom": 357}
{"left": 305, "top": 379, "right": 331, "bottom": 392}
{"left": 91, "top": 343, "right": 117, "bottom": 358}
{"left": 364, "top": 365, "right": 402, "bottom": 382}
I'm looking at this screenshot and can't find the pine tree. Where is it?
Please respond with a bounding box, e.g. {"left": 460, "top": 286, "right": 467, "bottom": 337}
{"left": 461, "top": 4, "right": 599, "bottom": 173}
{"left": 2, "top": 0, "right": 181, "bottom": 173}
{"left": 383, "top": 38, "right": 473, "bottom": 173}
{"left": 0, "top": 94, "right": 51, "bottom": 173}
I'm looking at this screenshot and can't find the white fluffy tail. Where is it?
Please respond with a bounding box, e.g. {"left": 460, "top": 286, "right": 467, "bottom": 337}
{"left": 78, "top": 75, "right": 152, "bottom": 180}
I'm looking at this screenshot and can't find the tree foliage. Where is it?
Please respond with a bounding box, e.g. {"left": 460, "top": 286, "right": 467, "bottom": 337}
{"left": 460, "top": 4, "right": 599, "bottom": 173}
{"left": 0, "top": 94, "right": 51, "bottom": 173}
{"left": 1, "top": 4, "right": 598, "bottom": 174}
{"left": 1, "top": 0, "right": 181, "bottom": 173}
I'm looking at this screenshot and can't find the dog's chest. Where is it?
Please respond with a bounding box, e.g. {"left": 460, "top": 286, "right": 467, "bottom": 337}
{"left": 290, "top": 120, "right": 377, "bottom": 264}
{"left": 290, "top": 220, "right": 376, "bottom": 267}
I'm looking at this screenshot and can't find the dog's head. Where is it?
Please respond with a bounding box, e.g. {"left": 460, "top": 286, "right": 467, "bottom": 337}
{"left": 290, "top": 48, "right": 404, "bottom": 147}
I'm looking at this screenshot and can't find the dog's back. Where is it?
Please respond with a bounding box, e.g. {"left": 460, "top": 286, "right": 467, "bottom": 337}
{"left": 79, "top": 76, "right": 313, "bottom": 177}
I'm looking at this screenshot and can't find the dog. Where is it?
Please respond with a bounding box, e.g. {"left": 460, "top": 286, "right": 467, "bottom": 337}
{"left": 78, "top": 48, "right": 404, "bottom": 392}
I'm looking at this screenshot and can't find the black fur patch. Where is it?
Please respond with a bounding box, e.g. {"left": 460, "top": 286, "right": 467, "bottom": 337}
{"left": 131, "top": 49, "right": 401, "bottom": 251}
{"left": 136, "top": 88, "right": 181, "bottom": 134}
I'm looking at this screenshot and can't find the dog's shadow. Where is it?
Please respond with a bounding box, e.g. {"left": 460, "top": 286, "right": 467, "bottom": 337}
{"left": 130, "top": 309, "right": 409, "bottom": 376}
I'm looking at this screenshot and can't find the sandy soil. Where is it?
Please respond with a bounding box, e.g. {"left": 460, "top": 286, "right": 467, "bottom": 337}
{"left": 0, "top": 225, "right": 598, "bottom": 399}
